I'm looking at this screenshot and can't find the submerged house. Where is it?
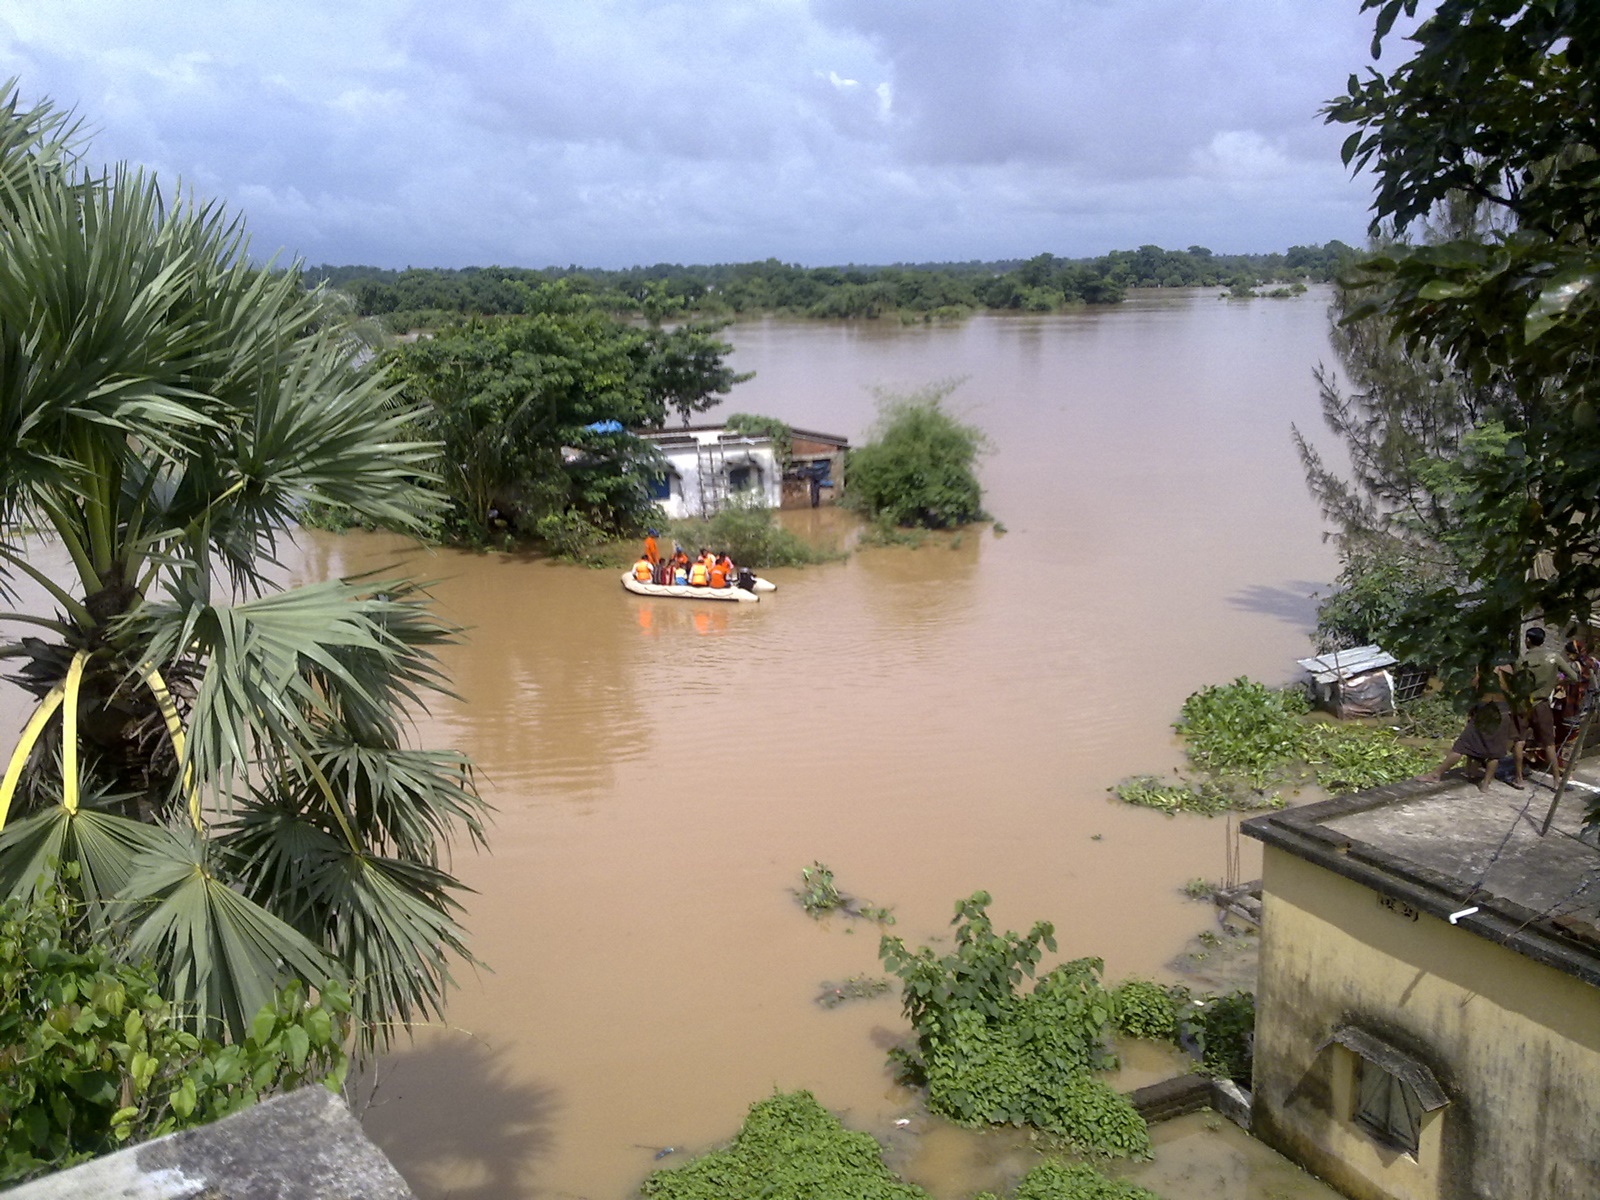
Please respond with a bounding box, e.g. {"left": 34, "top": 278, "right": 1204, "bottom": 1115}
{"left": 1242, "top": 770, "right": 1600, "bottom": 1200}
{"left": 637, "top": 424, "right": 847, "bottom": 519}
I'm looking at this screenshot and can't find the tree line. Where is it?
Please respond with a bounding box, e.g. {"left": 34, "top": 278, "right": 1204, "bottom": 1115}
{"left": 305, "top": 241, "right": 1355, "bottom": 328}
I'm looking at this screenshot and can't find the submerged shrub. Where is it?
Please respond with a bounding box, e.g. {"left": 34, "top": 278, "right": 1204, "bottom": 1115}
{"left": 641, "top": 1090, "right": 928, "bottom": 1200}
{"left": 1109, "top": 980, "right": 1180, "bottom": 1042}
{"left": 879, "top": 893, "right": 1149, "bottom": 1159}
{"left": 668, "top": 499, "right": 829, "bottom": 568}
{"left": 977, "top": 1160, "right": 1164, "bottom": 1200}
{"left": 847, "top": 382, "right": 988, "bottom": 529}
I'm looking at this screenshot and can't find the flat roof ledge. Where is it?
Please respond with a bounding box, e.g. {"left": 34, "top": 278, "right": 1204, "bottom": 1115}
{"left": 1244, "top": 764, "right": 1600, "bottom": 990}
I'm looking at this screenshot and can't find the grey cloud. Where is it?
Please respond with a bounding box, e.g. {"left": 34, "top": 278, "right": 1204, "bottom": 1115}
{"left": 0, "top": 0, "right": 1378, "bottom": 268}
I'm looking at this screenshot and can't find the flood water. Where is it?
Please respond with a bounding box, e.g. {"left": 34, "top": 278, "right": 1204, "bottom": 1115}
{"left": 285, "top": 289, "right": 1344, "bottom": 1199}
{"left": 12, "top": 289, "right": 1348, "bottom": 1198}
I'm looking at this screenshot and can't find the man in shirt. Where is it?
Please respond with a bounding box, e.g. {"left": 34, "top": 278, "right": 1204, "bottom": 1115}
{"left": 1519, "top": 626, "right": 1583, "bottom": 774}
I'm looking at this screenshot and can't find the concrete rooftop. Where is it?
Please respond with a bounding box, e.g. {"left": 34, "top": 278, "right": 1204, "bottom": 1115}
{"left": 1244, "top": 759, "right": 1600, "bottom": 988}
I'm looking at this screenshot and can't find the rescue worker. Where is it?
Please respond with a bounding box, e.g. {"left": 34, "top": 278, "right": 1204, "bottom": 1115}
{"left": 632, "top": 555, "right": 654, "bottom": 584}
{"left": 688, "top": 555, "right": 710, "bottom": 587}
{"left": 707, "top": 556, "right": 729, "bottom": 589}
{"left": 643, "top": 528, "right": 660, "bottom": 567}
{"left": 673, "top": 560, "right": 689, "bottom": 586}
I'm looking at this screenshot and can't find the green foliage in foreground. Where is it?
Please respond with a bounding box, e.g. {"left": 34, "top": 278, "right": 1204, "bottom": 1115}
{"left": 977, "top": 1161, "right": 1164, "bottom": 1200}
{"left": 667, "top": 500, "right": 833, "bottom": 568}
{"left": 1, "top": 891, "right": 349, "bottom": 1185}
{"left": 848, "top": 383, "right": 988, "bottom": 529}
{"left": 640, "top": 1090, "right": 930, "bottom": 1200}
{"left": 879, "top": 893, "right": 1149, "bottom": 1159}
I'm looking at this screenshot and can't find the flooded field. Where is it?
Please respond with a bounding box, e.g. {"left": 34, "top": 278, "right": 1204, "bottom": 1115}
{"left": 3, "top": 289, "right": 1347, "bottom": 1198}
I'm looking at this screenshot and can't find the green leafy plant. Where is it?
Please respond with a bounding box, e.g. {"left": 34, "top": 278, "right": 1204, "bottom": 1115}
{"left": 641, "top": 1090, "right": 930, "bottom": 1200}
{"left": 793, "top": 863, "right": 895, "bottom": 924}
{"left": 0, "top": 889, "right": 350, "bottom": 1185}
{"left": 1178, "top": 991, "right": 1255, "bottom": 1085}
{"left": 1176, "top": 679, "right": 1309, "bottom": 789}
{"left": 1108, "top": 980, "right": 1180, "bottom": 1042}
{"left": 1301, "top": 723, "right": 1436, "bottom": 795}
{"left": 1391, "top": 691, "right": 1462, "bottom": 741}
{"left": 796, "top": 862, "right": 844, "bottom": 916}
{"left": 1182, "top": 879, "right": 1212, "bottom": 901}
{"left": 879, "top": 893, "right": 1149, "bottom": 1159}
{"left": 976, "top": 1160, "right": 1164, "bottom": 1200}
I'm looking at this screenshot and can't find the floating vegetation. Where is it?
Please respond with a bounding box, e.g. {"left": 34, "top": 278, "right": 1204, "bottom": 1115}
{"left": 794, "top": 863, "right": 896, "bottom": 924}
{"left": 1113, "top": 676, "right": 1450, "bottom": 816}
{"left": 816, "top": 975, "right": 893, "bottom": 1008}
{"left": 1111, "top": 775, "right": 1282, "bottom": 817}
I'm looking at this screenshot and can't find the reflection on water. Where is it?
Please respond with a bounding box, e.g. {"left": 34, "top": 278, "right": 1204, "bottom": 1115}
{"left": 273, "top": 294, "right": 1339, "bottom": 1198}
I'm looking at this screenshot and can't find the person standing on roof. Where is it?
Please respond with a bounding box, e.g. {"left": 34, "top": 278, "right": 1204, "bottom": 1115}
{"left": 1519, "top": 626, "right": 1583, "bottom": 774}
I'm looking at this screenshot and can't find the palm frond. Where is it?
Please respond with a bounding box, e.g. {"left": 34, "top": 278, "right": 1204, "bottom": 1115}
{"left": 219, "top": 798, "right": 475, "bottom": 1052}
{"left": 118, "top": 828, "right": 337, "bottom": 1041}
{"left": 0, "top": 803, "right": 168, "bottom": 922}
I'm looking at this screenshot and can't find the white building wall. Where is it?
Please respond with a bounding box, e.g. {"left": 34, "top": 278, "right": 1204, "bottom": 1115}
{"left": 645, "top": 429, "right": 781, "bottom": 518}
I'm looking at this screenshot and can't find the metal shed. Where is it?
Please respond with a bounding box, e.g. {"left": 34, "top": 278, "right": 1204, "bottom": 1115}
{"left": 1297, "top": 645, "right": 1404, "bottom": 718}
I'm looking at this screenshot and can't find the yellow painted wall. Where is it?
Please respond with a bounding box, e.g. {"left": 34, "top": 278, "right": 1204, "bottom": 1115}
{"left": 1254, "top": 845, "right": 1600, "bottom": 1200}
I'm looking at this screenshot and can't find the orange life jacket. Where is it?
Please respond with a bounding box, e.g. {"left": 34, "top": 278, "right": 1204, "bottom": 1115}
{"left": 688, "top": 561, "right": 709, "bottom": 586}
{"left": 708, "top": 564, "right": 728, "bottom": 588}
{"left": 633, "top": 561, "right": 653, "bottom": 582}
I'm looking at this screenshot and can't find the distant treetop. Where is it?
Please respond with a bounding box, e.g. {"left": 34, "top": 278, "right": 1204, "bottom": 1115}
{"left": 304, "top": 241, "right": 1356, "bottom": 328}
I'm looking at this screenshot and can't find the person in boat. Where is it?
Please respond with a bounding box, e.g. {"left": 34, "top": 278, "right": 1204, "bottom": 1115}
{"left": 632, "top": 554, "right": 654, "bottom": 584}
{"left": 673, "top": 557, "right": 689, "bottom": 585}
{"left": 707, "top": 555, "right": 729, "bottom": 589}
{"left": 640, "top": 528, "right": 659, "bottom": 579}
{"left": 688, "top": 554, "right": 710, "bottom": 587}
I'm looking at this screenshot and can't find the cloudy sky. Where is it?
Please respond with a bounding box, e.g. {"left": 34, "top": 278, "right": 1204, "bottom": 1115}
{"left": 0, "top": 1, "right": 1396, "bottom": 270}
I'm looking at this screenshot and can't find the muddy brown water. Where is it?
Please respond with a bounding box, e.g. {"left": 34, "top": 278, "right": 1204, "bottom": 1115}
{"left": 5, "top": 290, "right": 1347, "bottom": 1198}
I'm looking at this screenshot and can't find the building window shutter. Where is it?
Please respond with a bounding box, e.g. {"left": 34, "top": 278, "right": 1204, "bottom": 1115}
{"left": 1355, "top": 1057, "right": 1424, "bottom": 1153}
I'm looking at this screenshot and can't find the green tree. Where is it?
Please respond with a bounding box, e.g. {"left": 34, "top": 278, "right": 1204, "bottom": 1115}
{"left": 1327, "top": 2, "right": 1600, "bottom": 689}
{"left": 0, "top": 84, "right": 482, "bottom": 1049}
{"left": 637, "top": 320, "right": 752, "bottom": 427}
{"left": 847, "top": 382, "right": 988, "bottom": 529}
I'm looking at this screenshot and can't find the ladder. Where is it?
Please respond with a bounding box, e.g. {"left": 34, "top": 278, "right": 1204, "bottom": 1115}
{"left": 696, "top": 441, "right": 728, "bottom": 515}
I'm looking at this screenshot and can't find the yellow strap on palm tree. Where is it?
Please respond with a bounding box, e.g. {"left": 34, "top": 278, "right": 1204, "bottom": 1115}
{"left": 142, "top": 666, "right": 202, "bottom": 831}
{"left": 61, "top": 650, "right": 88, "bottom": 814}
{"left": 0, "top": 684, "right": 66, "bottom": 831}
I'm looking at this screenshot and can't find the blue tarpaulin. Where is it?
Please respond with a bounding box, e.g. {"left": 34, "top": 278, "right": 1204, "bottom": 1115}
{"left": 583, "top": 420, "right": 625, "bottom": 434}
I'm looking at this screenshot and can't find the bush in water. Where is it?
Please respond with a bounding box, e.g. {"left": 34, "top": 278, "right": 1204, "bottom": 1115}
{"left": 847, "top": 382, "right": 988, "bottom": 529}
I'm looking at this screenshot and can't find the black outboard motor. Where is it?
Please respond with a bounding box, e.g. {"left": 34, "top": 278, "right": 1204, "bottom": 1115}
{"left": 737, "top": 567, "right": 757, "bottom": 592}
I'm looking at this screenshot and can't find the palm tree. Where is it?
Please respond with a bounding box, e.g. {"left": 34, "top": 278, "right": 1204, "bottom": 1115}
{"left": 0, "top": 84, "right": 484, "bottom": 1051}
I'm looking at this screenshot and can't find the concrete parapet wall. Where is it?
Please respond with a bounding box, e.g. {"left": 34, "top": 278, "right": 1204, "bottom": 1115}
{"left": 10, "top": 1086, "right": 415, "bottom": 1200}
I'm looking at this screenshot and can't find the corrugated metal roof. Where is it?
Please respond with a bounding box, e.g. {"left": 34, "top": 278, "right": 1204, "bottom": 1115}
{"left": 1296, "top": 644, "right": 1397, "bottom": 684}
